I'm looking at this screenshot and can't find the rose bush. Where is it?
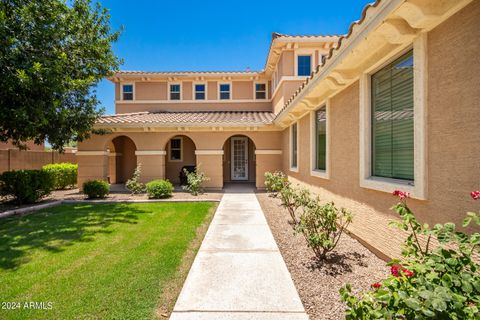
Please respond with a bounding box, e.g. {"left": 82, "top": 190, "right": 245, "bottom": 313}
{"left": 340, "top": 190, "right": 480, "bottom": 319}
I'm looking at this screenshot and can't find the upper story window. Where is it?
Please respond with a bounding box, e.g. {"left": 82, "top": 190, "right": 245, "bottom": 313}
{"left": 122, "top": 84, "right": 133, "bottom": 100}
{"left": 297, "top": 55, "right": 311, "bottom": 76}
{"left": 255, "top": 83, "right": 266, "bottom": 99}
{"left": 371, "top": 50, "right": 414, "bottom": 181}
{"left": 219, "top": 83, "right": 230, "bottom": 100}
{"left": 195, "top": 84, "right": 206, "bottom": 100}
{"left": 170, "top": 84, "right": 181, "bottom": 100}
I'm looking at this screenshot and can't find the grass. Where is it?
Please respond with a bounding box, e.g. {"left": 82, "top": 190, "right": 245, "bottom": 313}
{"left": 0, "top": 202, "right": 216, "bottom": 320}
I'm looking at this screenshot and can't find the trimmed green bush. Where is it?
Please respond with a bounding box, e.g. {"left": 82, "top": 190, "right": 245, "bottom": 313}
{"left": 83, "top": 180, "right": 109, "bottom": 199}
{"left": 0, "top": 169, "right": 54, "bottom": 204}
{"left": 42, "top": 163, "right": 78, "bottom": 190}
{"left": 146, "top": 179, "right": 174, "bottom": 199}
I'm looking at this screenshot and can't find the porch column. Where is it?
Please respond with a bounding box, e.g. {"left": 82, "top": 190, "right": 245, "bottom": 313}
{"left": 76, "top": 151, "right": 109, "bottom": 190}
{"left": 135, "top": 150, "right": 166, "bottom": 183}
{"left": 254, "top": 150, "right": 283, "bottom": 189}
{"left": 195, "top": 150, "right": 224, "bottom": 190}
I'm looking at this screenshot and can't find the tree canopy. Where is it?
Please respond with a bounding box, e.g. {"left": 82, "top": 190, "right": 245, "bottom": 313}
{"left": 0, "top": 0, "right": 121, "bottom": 150}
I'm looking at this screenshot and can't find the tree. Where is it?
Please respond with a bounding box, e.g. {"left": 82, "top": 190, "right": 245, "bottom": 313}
{"left": 0, "top": 0, "right": 121, "bottom": 150}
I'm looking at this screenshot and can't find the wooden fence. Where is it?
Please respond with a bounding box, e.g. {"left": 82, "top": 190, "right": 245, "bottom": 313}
{"left": 0, "top": 149, "right": 77, "bottom": 173}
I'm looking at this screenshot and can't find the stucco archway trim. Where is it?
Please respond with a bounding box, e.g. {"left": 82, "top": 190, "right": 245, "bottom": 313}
{"left": 195, "top": 150, "right": 223, "bottom": 155}
{"left": 135, "top": 150, "right": 167, "bottom": 156}
{"left": 255, "top": 149, "right": 283, "bottom": 155}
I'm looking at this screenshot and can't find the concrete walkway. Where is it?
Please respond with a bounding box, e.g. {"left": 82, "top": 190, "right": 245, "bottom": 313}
{"left": 170, "top": 187, "right": 308, "bottom": 320}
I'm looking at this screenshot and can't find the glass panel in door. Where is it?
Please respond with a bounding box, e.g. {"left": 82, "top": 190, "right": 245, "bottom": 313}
{"left": 231, "top": 137, "right": 248, "bottom": 180}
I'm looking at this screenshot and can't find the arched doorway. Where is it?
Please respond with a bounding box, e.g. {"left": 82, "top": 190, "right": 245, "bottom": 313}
{"left": 106, "top": 136, "right": 137, "bottom": 184}
{"left": 164, "top": 135, "right": 197, "bottom": 185}
{"left": 222, "top": 135, "right": 256, "bottom": 184}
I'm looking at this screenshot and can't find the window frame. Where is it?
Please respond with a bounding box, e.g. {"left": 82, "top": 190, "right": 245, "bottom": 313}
{"left": 359, "top": 34, "right": 427, "bottom": 200}
{"left": 310, "top": 100, "right": 330, "bottom": 179}
{"left": 289, "top": 122, "right": 299, "bottom": 172}
{"left": 169, "top": 83, "right": 182, "bottom": 101}
{"left": 121, "top": 83, "right": 135, "bottom": 101}
{"left": 254, "top": 82, "right": 267, "bottom": 100}
{"left": 194, "top": 83, "right": 207, "bottom": 100}
{"left": 168, "top": 137, "right": 183, "bottom": 162}
{"left": 218, "top": 82, "right": 231, "bottom": 100}
{"left": 295, "top": 51, "right": 313, "bottom": 77}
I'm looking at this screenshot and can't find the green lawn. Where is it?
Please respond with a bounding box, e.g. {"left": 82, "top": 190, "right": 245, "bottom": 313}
{"left": 0, "top": 202, "right": 216, "bottom": 320}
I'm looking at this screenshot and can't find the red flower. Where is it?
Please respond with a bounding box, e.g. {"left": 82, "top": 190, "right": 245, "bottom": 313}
{"left": 403, "top": 269, "right": 414, "bottom": 277}
{"left": 391, "top": 265, "right": 401, "bottom": 277}
{"left": 371, "top": 283, "right": 381, "bottom": 289}
{"left": 393, "top": 190, "right": 410, "bottom": 199}
{"left": 471, "top": 191, "right": 480, "bottom": 200}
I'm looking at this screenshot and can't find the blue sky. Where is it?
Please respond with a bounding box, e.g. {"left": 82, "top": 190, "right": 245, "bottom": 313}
{"left": 96, "top": 0, "right": 372, "bottom": 114}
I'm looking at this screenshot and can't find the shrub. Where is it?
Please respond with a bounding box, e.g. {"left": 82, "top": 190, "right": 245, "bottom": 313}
{"left": 42, "top": 162, "right": 78, "bottom": 190}
{"left": 296, "top": 200, "right": 353, "bottom": 259}
{"left": 340, "top": 191, "right": 480, "bottom": 319}
{"left": 264, "top": 171, "right": 288, "bottom": 196}
{"left": 146, "top": 179, "right": 174, "bottom": 199}
{"left": 125, "top": 163, "right": 146, "bottom": 194}
{"left": 182, "top": 169, "right": 209, "bottom": 196}
{"left": 0, "top": 169, "right": 54, "bottom": 204}
{"left": 279, "top": 184, "right": 311, "bottom": 225}
{"left": 83, "top": 180, "right": 109, "bottom": 199}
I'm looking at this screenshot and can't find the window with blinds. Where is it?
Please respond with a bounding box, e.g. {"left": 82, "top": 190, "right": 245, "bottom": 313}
{"left": 291, "top": 123, "right": 298, "bottom": 168}
{"left": 371, "top": 51, "right": 414, "bottom": 181}
{"left": 315, "top": 106, "right": 327, "bottom": 171}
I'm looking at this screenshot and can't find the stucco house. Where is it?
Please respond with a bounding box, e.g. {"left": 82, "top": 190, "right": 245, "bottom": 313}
{"left": 78, "top": 0, "right": 479, "bottom": 257}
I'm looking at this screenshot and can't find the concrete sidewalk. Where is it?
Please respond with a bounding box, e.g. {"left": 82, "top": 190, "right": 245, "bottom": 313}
{"left": 170, "top": 189, "right": 308, "bottom": 320}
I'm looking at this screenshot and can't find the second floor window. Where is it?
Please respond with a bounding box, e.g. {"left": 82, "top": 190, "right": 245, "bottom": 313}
{"left": 195, "top": 84, "right": 206, "bottom": 100}
{"left": 255, "top": 83, "right": 266, "bottom": 99}
{"left": 297, "top": 55, "right": 311, "bottom": 76}
{"left": 170, "top": 84, "right": 181, "bottom": 100}
{"left": 122, "top": 84, "right": 133, "bottom": 100}
{"left": 219, "top": 84, "right": 230, "bottom": 100}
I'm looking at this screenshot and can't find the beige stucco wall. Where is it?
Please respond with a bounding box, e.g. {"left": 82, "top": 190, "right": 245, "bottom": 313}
{"left": 207, "top": 81, "right": 217, "bottom": 100}
{"left": 272, "top": 80, "right": 305, "bottom": 114}
{"left": 135, "top": 82, "right": 167, "bottom": 100}
{"left": 232, "top": 81, "right": 253, "bottom": 100}
{"left": 278, "top": 51, "right": 294, "bottom": 77}
{"left": 182, "top": 81, "right": 193, "bottom": 100}
{"left": 116, "top": 101, "right": 272, "bottom": 113}
{"left": 279, "top": 2, "right": 480, "bottom": 259}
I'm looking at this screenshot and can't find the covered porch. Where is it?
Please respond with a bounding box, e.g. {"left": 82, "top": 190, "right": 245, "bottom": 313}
{"left": 76, "top": 111, "right": 283, "bottom": 190}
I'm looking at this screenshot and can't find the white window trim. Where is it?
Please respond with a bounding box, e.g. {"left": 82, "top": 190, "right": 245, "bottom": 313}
{"left": 168, "top": 137, "right": 183, "bottom": 162}
{"left": 294, "top": 50, "right": 314, "bottom": 77}
{"left": 121, "top": 83, "right": 135, "bottom": 101}
{"left": 218, "top": 82, "right": 232, "bottom": 100}
{"left": 168, "top": 83, "right": 182, "bottom": 101}
{"left": 289, "top": 122, "right": 299, "bottom": 172}
{"left": 310, "top": 99, "right": 330, "bottom": 179}
{"left": 254, "top": 81, "right": 268, "bottom": 100}
{"left": 193, "top": 82, "right": 207, "bottom": 101}
{"left": 359, "top": 33, "right": 427, "bottom": 200}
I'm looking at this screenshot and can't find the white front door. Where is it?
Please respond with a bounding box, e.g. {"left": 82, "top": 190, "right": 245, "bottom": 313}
{"left": 231, "top": 137, "right": 248, "bottom": 181}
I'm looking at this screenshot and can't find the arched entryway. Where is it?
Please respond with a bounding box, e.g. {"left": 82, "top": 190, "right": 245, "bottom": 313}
{"left": 106, "top": 136, "right": 137, "bottom": 184}
{"left": 222, "top": 135, "right": 256, "bottom": 185}
{"left": 164, "top": 135, "right": 197, "bottom": 185}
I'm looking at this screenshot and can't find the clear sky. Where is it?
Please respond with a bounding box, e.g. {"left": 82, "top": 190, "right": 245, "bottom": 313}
{"left": 96, "top": 0, "right": 372, "bottom": 114}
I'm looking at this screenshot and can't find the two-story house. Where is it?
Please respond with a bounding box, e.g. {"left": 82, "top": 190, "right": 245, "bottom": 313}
{"left": 78, "top": 0, "right": 479, "bottom": 259}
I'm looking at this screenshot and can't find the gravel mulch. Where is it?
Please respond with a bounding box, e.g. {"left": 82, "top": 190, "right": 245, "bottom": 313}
{"left": 256, "top": 192, "right": 389, "bottom": 320}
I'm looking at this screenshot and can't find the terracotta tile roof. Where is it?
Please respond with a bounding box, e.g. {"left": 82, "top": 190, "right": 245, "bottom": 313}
{"left": 275, "top": 0, "right": 382, "bottom": 120}
{"left": 97, "top": 111, "right": 275, "bottom": 127}
{"left": 114, "top": 70, "right": 261, "bottom": 76}
{"left": 271, "top": 32, "right": 342, "bottom": 40}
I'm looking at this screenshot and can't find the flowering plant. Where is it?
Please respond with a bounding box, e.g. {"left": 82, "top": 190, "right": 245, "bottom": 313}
{"left": 340, "top": 191, "right": 480, "bottom": 319}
